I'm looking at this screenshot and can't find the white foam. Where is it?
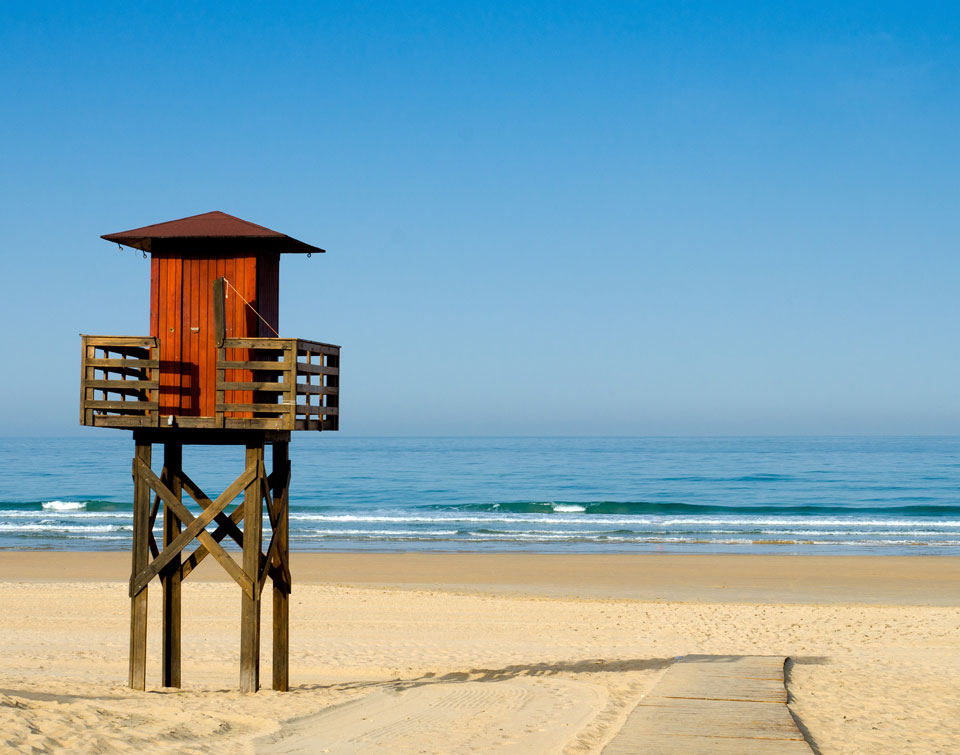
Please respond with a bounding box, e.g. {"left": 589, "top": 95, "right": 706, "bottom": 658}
{"left": 41, "top": 501, "right": 87, "bottom": 511}
{"left": 553, "top": 504, "right": 587, "bottom": 512}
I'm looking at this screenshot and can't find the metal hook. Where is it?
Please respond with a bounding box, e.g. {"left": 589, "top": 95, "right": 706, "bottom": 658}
{"left": 118, "top": 243, "right": 124, "bottom": 252}
{"left": 307, "top": 252, "right": 312, "bottom": 258}
{"left": 142, "top": 250, "right": 148, "bottom": 259}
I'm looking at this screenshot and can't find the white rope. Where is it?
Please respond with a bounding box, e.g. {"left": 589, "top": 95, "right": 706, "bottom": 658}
{"left": 222, "top": 277, "right": 281, "bottom": 337}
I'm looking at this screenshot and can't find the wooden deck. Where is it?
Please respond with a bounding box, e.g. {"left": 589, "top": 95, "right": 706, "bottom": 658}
{"left": 603, "top": 655, "right": 812, "bottom": 754}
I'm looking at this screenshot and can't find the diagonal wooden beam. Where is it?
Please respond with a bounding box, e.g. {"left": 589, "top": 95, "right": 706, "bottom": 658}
{"left": 148, "top": 491, "right": 161, "bottom": 528}
{"left": 179, "top": 469, "right": 245, "bottom": 548}
{"left": 260, "top": 533, "right": 279, "bottom": 593}
{"left": 261, "top": 461, "right": 274, "bottom": 518}
{"left": 130, "top": 461, "right": 255, "bottom": 598}
{"left": 154, "top": 474, "right": 252, "bottom": 599}
{"left": 140, "top": 462, "right": 253, "bottom": 599}
{"left": 259, "top": 471, "right": 288, "bottom": 594}
{"left": 148, "top": 491, "right": 161, "bottom": 557}
{"left": 180, "top": 502, "right": 246, "bottom": 580}
{"left": 270, "top": 463, "right": 292, "bottom": 587}
{"left": 259, "top": 458, "right": 289, "bottom": 592}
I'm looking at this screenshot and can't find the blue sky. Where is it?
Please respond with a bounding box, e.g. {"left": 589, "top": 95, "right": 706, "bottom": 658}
{"left": 1, "top": 1, "right": 959, "bottom": 435}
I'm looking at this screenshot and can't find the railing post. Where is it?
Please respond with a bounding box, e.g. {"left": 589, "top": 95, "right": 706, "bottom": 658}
{"left": 285, "top": 342, "right": 296, "bottom": 431}
{"left": 326, "top": 350, "right": 339, "bottom": 431}
{"left": 216, "top": 346, "right": 225, "bottom": 428}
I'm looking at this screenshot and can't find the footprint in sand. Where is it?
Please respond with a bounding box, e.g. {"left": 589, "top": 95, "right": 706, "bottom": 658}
{"left": 257, "top": 678, "right": 603, "bottom": 754}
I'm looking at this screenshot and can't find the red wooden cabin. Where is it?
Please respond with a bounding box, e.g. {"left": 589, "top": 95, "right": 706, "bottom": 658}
{"left": 81, "top": 211, "right": 339, "bottom": 431}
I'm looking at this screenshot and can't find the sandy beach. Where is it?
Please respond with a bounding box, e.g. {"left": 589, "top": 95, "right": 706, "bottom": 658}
{"left": 1, "top": 552, "right": 958, "bottom": 753}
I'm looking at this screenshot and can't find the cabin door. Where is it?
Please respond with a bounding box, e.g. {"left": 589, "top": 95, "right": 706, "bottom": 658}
{"left": 178, "top": 257, "right": 214, "bottom": 416}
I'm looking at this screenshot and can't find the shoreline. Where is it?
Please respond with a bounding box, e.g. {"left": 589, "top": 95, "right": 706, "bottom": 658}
{"left": 2, "top": 550, "right": 958, "bottom": 605}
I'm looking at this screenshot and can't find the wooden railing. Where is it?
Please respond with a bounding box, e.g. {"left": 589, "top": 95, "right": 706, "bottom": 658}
{"left": 216, "top": 338, "right": 340, "bottom": 431}
{"left": 80, "top": 336, "right": 160, "bottom": 427}
{"left": 80, "top": 335, "right": 339, "bottom": 431}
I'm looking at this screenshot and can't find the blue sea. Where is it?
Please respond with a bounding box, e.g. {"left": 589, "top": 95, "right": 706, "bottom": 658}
{"left": 2, "top": 436, "right": 960, "bottom": 555}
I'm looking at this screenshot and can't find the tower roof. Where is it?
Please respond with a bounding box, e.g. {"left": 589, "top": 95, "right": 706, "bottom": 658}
{"left": 102, "top": 211, "right": 325, "bottom": 254}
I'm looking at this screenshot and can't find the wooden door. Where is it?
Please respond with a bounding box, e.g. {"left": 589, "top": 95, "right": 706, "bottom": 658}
{"left": 151, "top": 251, "right": 258, "bottom": 418}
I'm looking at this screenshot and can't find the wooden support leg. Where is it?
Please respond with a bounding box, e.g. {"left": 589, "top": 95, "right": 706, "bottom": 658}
{"left": 161, "top": 442, "right": 182, "bottom": 688}
{"left": 272, "top": 441, "right": 290, "bottom": 691}
{"left": 240, "top": 444, "right": 264, "bottom": 693}
{"left": 129, "top": 441, "right": 152, "bottom": 690}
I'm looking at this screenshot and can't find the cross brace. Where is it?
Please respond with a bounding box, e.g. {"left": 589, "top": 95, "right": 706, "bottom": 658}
{"left": 128, "top": 438, "right": 292, "bottom": 693}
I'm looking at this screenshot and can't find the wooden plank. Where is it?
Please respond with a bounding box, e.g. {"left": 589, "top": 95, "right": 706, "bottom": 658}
{"left": 217, "top": 360, "right": 287, "bottom": 371}
{"left": 216, "top": 346, "right": 226, "bottom": 428}
{"left": 171, "top": 255, "right": 183, "bottom": 416}
{"left": 240, "top": 444, "right": 264, "bottom": 693}
{"left": 294, "top": 405, "right": 339, "bottom": 416}
{"left": 161, "top": 443, "right": 182, "bottom": 688}
{"left": 165, "top": 416, "right": 218, "bottom": 428}
{"left": 84, "top": 379, "right": 159, "bottom": 390}
{"left": 257, "top": 251, "right": 280, "bottom": 337}
{"left": 217, "top": 381, "right": 288, "bottom": 391}
{"left": 130, "top": 461, "right": 255, "bottom": 597}
{"left": 213, "top": 276, "right": 226, "bottom": 348}
{"left": 94, "top": 416, "right": 156, "bottom": 428}
{"left": 295, "top": 362, "right": 338, "bottom": 376}
{"left": 199, "top": 257, "right": 213, "bottom": 417}
{"left": 84, "top": 400, "right": 158, "bottom": 412}
{"left": 224, "top": 417, "right": 287, "bottom": 430}
{"left": 216, "top": 403, "right": 289, "bottom": 413}
{"left": 85, "top": 383, "right": 156, "bottom": 401}
{"left": 148, "top": 491, "right": 160, "bottom": 559}
{"left": 326, "top": 352, "right": 339, "bottom": 431}
{"left": 295, "top": 384, "right": 339, "bottom": 395}
{"left": 272, "top": 442, "right": 290, "bottom": 692}
{"left": 181, "top": 255, "right": 196, "bottom": 414}
{"left": 81, "top": 338, "right": 94, "bottom": 425}
{"left": 150, "top": 253, "right": 160, "bottom": 340}
{"left": 86, "top": 358, "right": 159, "bottom": 369}
{"left": 285, "top": 345, "right": 297, "bottom": 433}
{"left": 603, "top": 656, "right": 811, "bottom": 754}
{"left": 223, "top": 337, "right": 294, "bottom": 350}
{"left": 236, "top": 255, "right": 255, "bottom": 414}
{"left": 296, "top": 338, "right": 341, "bottom": 354}
{"left": 80, "top": 335, "right": 158, "bottom": 348}
{"left": 129, "top": 442, "right": 151, "bottom": 691}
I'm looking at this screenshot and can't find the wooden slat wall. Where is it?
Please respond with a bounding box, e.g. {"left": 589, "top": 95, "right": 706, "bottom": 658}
{"left": 150, "top": 247, "right": 270, "bottom": 419}
{"left": 256, "top": 252, "right": 280, "bottom": 337}
{"left": 152, "top": 254, "right": 184, "bottom": 416}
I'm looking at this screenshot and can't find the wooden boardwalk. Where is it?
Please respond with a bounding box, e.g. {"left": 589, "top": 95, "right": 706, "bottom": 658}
{"left": 604, "top": 655, "right": 812, "bottom": 754}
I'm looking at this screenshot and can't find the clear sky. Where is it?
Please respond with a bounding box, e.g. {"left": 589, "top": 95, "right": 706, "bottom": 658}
{"left": 1, "top": 1, "right": 959, "bottom": 435}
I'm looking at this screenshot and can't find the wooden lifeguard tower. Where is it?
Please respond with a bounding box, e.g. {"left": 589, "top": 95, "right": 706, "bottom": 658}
{"left": 80, "top": 211, "right": 340, "bottom": 692}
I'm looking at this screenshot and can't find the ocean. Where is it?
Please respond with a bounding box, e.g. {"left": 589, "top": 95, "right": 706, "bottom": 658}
{"left": 2, "top": 436, "right": 960, "bottom": 555}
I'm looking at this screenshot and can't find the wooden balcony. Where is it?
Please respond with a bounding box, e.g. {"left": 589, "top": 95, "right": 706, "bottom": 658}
{"left": 81, "top": 335, "right": 339, "bottom": 431}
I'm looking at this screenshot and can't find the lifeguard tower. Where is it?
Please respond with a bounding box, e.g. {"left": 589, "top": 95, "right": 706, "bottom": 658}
{"left": 80, "top": 211, "right": 340, "bottom": 692}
